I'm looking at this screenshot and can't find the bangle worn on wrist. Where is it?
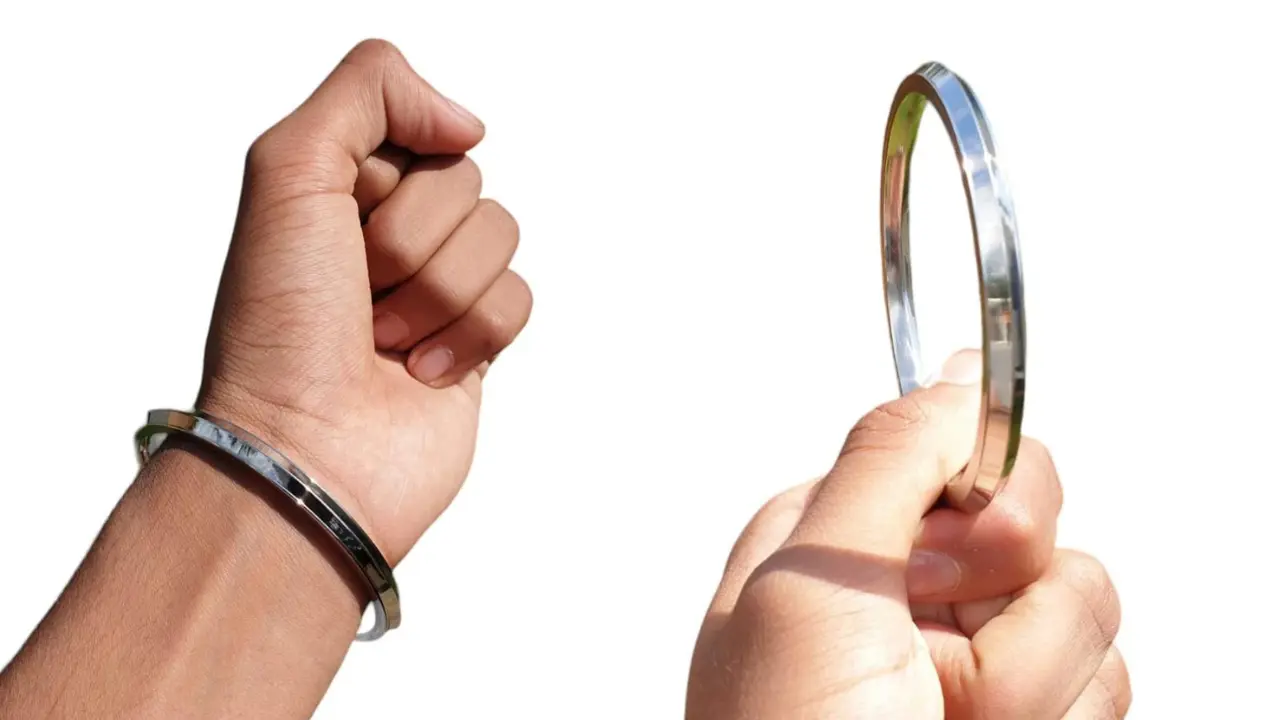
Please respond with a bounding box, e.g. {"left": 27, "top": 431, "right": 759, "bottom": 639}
{"left": 134, "top": 409, "right": 401, "bottom": 641}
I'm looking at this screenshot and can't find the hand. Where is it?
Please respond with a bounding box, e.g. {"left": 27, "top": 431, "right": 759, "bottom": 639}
{"left": 197, "top": 39, "right": 532, "bottom": 564}
{"left": 686, "top": 351, "right": 1130, "bottom": 719}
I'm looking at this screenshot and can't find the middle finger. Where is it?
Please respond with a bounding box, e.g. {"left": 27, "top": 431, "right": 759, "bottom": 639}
{"left": 363, "top": 154, "right": 483, "bottom": 292}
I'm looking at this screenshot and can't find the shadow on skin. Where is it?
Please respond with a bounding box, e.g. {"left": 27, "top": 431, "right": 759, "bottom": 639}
{"left": 695, "top": 543, "right": 909, "bottom": 652}
{"left": 688, "top": 544, "right": 916, "bottom": 717}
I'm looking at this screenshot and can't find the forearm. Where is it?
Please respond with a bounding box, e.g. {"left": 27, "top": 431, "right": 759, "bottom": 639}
{"left": 0, "top": 438, "right": 364, "bottom": 719}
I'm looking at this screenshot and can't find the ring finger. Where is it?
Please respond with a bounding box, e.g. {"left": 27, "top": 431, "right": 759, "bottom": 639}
{"left": 406, "top": 269, "right": 533, "bottom": 387}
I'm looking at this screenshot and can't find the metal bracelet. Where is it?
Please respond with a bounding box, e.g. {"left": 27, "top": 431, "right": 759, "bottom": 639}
{"left": 879, "top": 62, "right": 1027, "bottom": 512}
{"left": 135, "top": 409, "right": 401, "bottom": 641}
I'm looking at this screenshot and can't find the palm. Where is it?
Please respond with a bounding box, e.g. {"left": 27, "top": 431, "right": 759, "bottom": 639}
{"left": 328, "top": 357, "right": 483, "bottom": 564}
{"left": 827, "top": 604, "right": 948, "bottom": 718}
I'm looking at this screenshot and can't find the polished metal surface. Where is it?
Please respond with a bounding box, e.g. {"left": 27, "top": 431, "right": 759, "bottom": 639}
{"left": 880, "top": 62, "right": 1026, "bottom": 512}
{"left": 135, "top": 409, "right": 401, "bottom": 641}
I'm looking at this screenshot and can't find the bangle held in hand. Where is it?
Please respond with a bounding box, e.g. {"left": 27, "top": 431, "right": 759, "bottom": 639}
{"left": 879, "top": 61, "right": 1028, "bottom": 512}
{"left": 135, "top": 409, "right": 400, "bottom": 642}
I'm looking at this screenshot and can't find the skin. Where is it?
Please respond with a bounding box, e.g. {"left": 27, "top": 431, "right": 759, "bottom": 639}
{"left": 686, "top": 352, "right": 1131, "bottom": 718}
{"left": 0, "top": 39, "right": 531, "bottom": 718}
{"left": 0, "top": 39, "right": 1130, "bottom": 719}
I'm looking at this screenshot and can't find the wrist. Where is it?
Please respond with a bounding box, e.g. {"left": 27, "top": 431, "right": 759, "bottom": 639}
{"left": 139, "top": 406, "right": 401, "bottom": 640}
{"left": 1, "top": 435, "right": 365, "bottom": 719}
{"left": 196, "top": 379, "right": 388, "bottom": 553}
{"left": 139, "top": 434, "right": 370, "bottom": 630}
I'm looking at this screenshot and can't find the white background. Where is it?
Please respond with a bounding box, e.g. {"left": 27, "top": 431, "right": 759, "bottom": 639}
{"left": 1, "top": 1, "right": 1275, "bottom": 717}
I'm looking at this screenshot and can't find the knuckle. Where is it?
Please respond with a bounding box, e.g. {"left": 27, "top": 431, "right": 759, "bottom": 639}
{"left": 471, "top": 283, "right": 529, "bottom": 356}
{"left": 760, "top": 481, "right": 818, "bottom": 519}
{"left": 474, "top": 302, "right": 521, "bottom": 352}
{"left": 473, "top": 201, "right": 520, "bottom": 261}
{"left": 346, "top": 38, "right": 404, "bottom": 68}
{"left": 455, "top": 155, "right": 484, "bottom": 197}
{"left": 1017, "top": 437, "right": 1063, "bottom": 510}
{"left": 844, "top": 395, "right": 931, "bottom": 455}
{"left": 245, "top": 129, "right": 288, "bottom": 177}
{"left": 1018, "top": 436, "right": 1051, "bottom": 470}
{"left": 996, "top": 495, "right": 1044, "bottom": 559}
{"left": 729, "top": 483, "right": 818, "bottom": 568}
{"left": 1059, "top": 550, "right": 1122, "bottom": 648}
{"left": 1106, "top": 649, "right": 1134, "bottom": 717}
{"left": 502, "top": 271, "right": 534, "bottom": 320}
{"left": 1028, "top": 436, "right": 1054, "bottom": 466}
{"left": 1080, "top": 648, "right": 1134, "bottom": 720}
{"left": 737, "top": 580, "right": 792, "bottom": 628}
{"left": 476, "top": 198, "right": 520, "bottom": 240}
{"left": 734, "top": 562, "right": 816, "bottom": 630}
{"left": 734, "top": 484, "right": 816, "bottom": 554}
{"left": 988, "top": 497, "right": 1055, "bottom": 587}
{"left": 244, "top": 126, "right": 336, "bottom": 197}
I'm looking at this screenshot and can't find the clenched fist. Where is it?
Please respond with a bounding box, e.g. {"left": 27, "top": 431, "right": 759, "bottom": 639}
{"left": 199, "top": 39, "right": 532, "bottom": 564}
{"left": 687, "top": 351, "right": 1130, "bottom": 719}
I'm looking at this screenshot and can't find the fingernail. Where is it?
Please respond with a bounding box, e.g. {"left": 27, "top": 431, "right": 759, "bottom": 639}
{"left": 411, "top": 345, "right": 454, "bottom": 384}
{"left": 925, "top": 349, "right": 983, "bottom": 387}
{"left": 442, "top": 95, "right": 484, "bottom": 130}
{"left": 906, "top": 550, "right": 963, "bottom": 596}
{"left": 372, "top": 311, "right": 409, "bottom": 348}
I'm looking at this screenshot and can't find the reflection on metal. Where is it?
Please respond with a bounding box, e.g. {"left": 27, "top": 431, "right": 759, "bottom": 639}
{"left": 879, "top": 62, "right": 1027, "bottom": 513}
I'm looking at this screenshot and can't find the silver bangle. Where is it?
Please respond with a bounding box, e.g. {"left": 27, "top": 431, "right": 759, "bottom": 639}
{"left": 880, "top": 62, "right": 1027, "bottom": 512}
{"left": 135, "top": 409, "right": 401, "bottom": 641}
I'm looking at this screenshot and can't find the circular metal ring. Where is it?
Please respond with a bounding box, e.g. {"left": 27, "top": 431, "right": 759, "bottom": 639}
{"left": 879, "top": 62, "right": 1027, "bottom": 512}
{"left": 136, "top": 409, "right": 401, "bottom": 641}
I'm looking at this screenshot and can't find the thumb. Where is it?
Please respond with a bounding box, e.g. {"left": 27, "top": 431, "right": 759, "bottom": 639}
{"left": 707, "top": 351, "right": 985, "bottom": 716}
{"left": 236, "top": 39, "right": 484, "bottom": 295}
{"left": 252, "top": 38, "right": 485, "bottom": 198}
{"left": 784, "top": 350, "right": 983, "bottom": 563}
